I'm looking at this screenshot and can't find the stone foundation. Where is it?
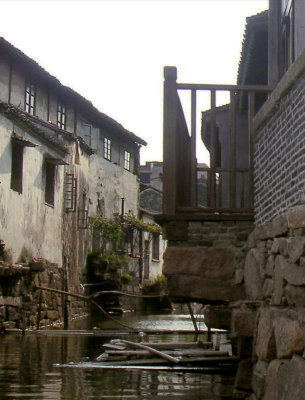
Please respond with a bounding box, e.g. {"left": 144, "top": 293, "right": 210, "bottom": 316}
{"left": 232, "top": 205, "right": 305, "bottom": 399}
{"left": 162, "top": 219, "right": 253, "bottom": 304}
{"left": 0, "top": 258, "right": 88, "bottom": 330}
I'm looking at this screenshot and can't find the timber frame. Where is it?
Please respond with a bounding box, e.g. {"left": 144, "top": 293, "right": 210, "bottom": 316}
{"left": 161, "top": 66, "right": 273, "bottom": 221}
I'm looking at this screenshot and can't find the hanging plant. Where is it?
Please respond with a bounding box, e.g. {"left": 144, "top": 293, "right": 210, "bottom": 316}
{"left": 89, "top": 216, "right": 122, "bottom": 250}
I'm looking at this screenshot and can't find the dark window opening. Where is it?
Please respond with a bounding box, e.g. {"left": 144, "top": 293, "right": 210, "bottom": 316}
{"left": 57, "top": 100, "right": 66, "bottom": 130}
{"left": 152, "top": 234, "right": 160, "bottom": 260}
{"left": 11, "top": 143, "right": 24, "bottom": 193}
{"left": 45, "top": 162, "right": 56, "bottom": 206}
{"left": 25, "top": 82, "right": 35, "bottom": 115}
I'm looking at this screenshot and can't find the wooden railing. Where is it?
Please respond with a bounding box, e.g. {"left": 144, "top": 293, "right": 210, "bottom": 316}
{"left": 163, "top": 66, "right": 273, "bottom": 216}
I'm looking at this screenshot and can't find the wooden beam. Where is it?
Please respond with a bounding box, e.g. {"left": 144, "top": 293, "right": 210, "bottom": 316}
{"left": 229, "top": 91, "right": 236, "bottom": 209}
{"left": 190, "top": 89, "right": 197, "bottom": 207}
{"left": 177, "top": 83, "right": 273, "bottom": 92}
{"left": 163, "top": 66, "right": 178, "bottom": 214}
{"left": 209, "top": 90, "right": 217, "bottom": 208}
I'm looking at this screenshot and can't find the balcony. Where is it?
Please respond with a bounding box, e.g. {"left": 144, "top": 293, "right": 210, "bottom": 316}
{"left": 161, "top": 66, "right": 272, "bottom": 222}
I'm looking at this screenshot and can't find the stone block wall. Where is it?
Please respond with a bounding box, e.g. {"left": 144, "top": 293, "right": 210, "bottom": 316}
{"left": 237, "top": 205, "right": 305, "bottom": 399}
{"left": 162, "top": 219, "right": 253, "bottom": 304}
{"left": 254, "top": 70, "right": 305, "bottom": 225}
{"left": 0, "top": 259, "right": 88, "bottom": 331}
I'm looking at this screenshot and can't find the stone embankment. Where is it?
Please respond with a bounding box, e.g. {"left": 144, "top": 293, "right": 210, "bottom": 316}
{"left": 0, "top": 258, "right": 86, "bottom": 330}
{"left": 233, "top": 206, "right": 305, "bottom": 399}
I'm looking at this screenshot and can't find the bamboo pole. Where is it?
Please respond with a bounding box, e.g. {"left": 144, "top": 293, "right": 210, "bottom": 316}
{"left": 120, "top": 340, "right": 180, "bottom": 364}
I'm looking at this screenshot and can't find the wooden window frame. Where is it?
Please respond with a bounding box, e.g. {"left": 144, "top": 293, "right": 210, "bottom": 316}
{"left": 281, "top": 0, "right": 295, "bottom": 73}
{"left": 57, "top": 100, "right": 66, "bottom": 130}
{"left": 152, "top": 234, "right": 160, "bottom": 261}
{"left": 124, "top": 150, "right": 131, "bottom": 171}
{"left": 65, "top": 173, "right": 77, "bottom": 212}
{"left": 103, "top": 137, "right": 111, "bottom": 160}
{"left": 25, "top": 81, "right": 36, "bottom": 116}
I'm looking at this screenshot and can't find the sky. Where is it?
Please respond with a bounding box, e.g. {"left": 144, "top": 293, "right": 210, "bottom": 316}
{"left": 1, "top": 0, "right": 268, "bottom": 164}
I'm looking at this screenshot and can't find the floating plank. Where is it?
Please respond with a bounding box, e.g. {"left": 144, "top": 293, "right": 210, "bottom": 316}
{"left": 96, "top": 355, "right": 240, "bottom": 367}
{"left": 120, "top": 340, "right": 180, "bottom": 364}
{"left": 110, "top": 341, "right": 212, "bottom": 350}
{"left": 105, "top": 350, "right": 229, "bottom": 358}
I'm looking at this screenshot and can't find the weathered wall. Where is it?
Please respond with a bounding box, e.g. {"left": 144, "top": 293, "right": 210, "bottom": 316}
{"left": 89, "top": 154, "right": 139, "bottom": 219}
{"left": 0, "top": 113, "right": 65, "bottom": 265}
{"left": 162, "top": 219, "right": 253, "bottom": 304}
{"left": 254, "top": 69, "right": 305, "bottom": 224}
{"left": 233, "top": 206, "right": 305, "bottom": 399}
{"left": 142, "top": 213, "right": 166, "bottom": 282}
{"left": 0, "top": 259, "right": 88, "bottom": 330}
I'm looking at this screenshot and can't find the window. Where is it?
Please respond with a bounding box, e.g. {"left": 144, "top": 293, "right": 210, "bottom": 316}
{"left": 11, "top": 142, "right": 24, "bottom": 193}
{"left": 65, "top": 173, "right": 77, "bottom": 212}
{"left": 281, "top": 0, "right": 295, "bottom": 73}
{"left": 83, "top": 123, "right": 99, "bottom": 150}
{"left": 57, "top": 100, "right": 66, "bottom": 130}
{"left": 152, "top": 234, "right": 160, "bottom": 260}
{"left": 25, "top": 82, "right": 35, "bottom": 115}
{"left": 124, "top": 151, "right": 130, "bottom": 170}
{"left": 45, "top": 162, "right": 56, "bottom": 206}
{"left": 104, "top": 137, "right": 111, "bottom": 160}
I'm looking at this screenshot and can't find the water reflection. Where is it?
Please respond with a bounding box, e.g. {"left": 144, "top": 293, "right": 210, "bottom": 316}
{"left": 0, "top": 314, "right": 235, "bottom": 399}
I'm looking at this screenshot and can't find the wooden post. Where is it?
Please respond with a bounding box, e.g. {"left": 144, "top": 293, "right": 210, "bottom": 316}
{"left": 269, "top": 0, "right": 281, "bottom": 85}
{"left": 248, "top": 92, "right": 255, "bottom": 210}
{"left": 163, "top": 66, "right": 178, "bottom": 215}
{"left": 190, "top": 89, "right": 197, "bottom": 207}
{"left": 229, "top": 91, "right": 236, "bottom": 209}
{"left": 209, "top": 90, "right": 217, "bottom": 208}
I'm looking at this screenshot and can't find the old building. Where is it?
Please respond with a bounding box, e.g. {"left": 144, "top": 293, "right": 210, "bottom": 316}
{"left": 0, "top": 37, "right": 146, "bottom": 329}
{"left": 159, "top": 0, "right": 305, "bottom": 398}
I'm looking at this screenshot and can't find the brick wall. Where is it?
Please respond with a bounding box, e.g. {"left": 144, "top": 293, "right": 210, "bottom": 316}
{"left": 254, "top": 70, "right": 305, "bottom": 224}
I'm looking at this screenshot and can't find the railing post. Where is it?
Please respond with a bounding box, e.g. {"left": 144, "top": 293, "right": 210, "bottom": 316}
{"left": 190, "top": 89, "right": 197, "bottom": 207}
{"left": 163, "top": 66, "right": 178, "bottom": 215}
{"left": 209, "top": 90, "right": 217, "bottom": 208}
{"left": 229, "top": 91, "right": 236, "bottom": 208}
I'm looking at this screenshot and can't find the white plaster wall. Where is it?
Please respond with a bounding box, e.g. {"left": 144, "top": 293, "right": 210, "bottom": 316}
{"left": 88, "top": 153, "right": 139, "bottom": 219}
{"left": 35, "top": 85, "right": 48, "bottom": 121}
{"left": 0, "top": 113, "right": 65, "bottom": 265}
{"left": 10, "top": 65, "right": 25, "bottom": 108}
{"left": 142, "top": 214, "right": 166, "bottom": 282}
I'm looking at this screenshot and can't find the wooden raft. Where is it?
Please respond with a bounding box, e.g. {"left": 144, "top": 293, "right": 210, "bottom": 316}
{"left": 95, "top": 340, "right": 239, "bottom": 367}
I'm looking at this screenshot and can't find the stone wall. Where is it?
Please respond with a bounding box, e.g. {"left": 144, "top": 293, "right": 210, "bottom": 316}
{"left": 254, "top": 70, "right": 305, "bottom": 225}
{"left": 0, "top": 258, "right": 88, "bottom": 331}
{"left": 162, "top": 218, "right": 253, "bottom": 304}
{"left": 234, "top": 205, "right": 305, "bottom": 399}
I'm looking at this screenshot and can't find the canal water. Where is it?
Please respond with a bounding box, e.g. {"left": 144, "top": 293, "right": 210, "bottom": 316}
{"left": 0, "top": 313, "right": 235, "bottom": 399}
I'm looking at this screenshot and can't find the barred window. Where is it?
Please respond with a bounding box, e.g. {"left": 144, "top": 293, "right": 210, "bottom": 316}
{"left": 25, "top": 82, "right": 35, "bottom": 115}
{"left": 104, "top": 137, "right": 111, "bottom": 160}
{"left": 124, "top": 151, "right": 130, "bottom": 171}
{"left": 57, "top": 100, "right": 66, "bottom": 130}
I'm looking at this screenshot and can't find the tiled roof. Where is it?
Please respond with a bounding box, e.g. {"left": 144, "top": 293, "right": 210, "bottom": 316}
{"left": 237, "top": 10, "right": 268, "bottom": 86}
{"left": 0, "top": 102, "right": 69, "bottom": 154}
{"left": 0, "top": 37, "right": 147, "bottom": 147}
